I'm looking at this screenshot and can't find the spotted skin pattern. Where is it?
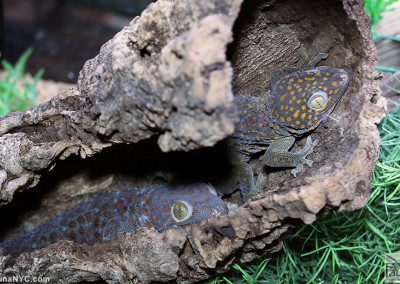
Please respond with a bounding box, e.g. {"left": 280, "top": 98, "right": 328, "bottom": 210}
{"left": 220, "top": 49, "right": 350, "bottom": 199}
{"left": 0, "top": 183, "right": 228, "bottom": 255}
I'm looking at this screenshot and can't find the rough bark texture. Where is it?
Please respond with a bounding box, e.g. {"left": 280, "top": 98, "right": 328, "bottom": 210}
{"left": 0, "top": 0, "right": 386, "bottom": 283}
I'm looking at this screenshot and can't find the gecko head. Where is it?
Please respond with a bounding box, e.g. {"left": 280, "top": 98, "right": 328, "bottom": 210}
{"left": 148, "top": 183, "right": 228, "bottom": 232}
{"left": 268, "top": 66, "right": 349, "bottom": 135}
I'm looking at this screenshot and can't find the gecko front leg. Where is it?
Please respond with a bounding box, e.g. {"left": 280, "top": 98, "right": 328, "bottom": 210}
{"left": 263, "top": 136, "right": 318, "bottom": 177}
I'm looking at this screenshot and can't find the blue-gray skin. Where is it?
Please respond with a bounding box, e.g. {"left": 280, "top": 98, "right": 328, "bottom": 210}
{"left": 0, "top": 183, "right": 228, "bottom": 256}
{"left": 218, "top": 48, "right": 350, "bottom": 200}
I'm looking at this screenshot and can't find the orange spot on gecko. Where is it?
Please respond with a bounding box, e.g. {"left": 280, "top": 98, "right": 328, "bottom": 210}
{"left": 69, "top": 232, "right": 77, "bottom": 242}
{"left": 114, "top": 200, "right": 123, "bottom": 209}
{"left": 77, "top": 215, "right": 85, "bottom": 224}
{"left": 85, "top": 212, "right": 92, "bottom": 222}
{"left": 50, "top": 232, "right": 58, "bottom": 243}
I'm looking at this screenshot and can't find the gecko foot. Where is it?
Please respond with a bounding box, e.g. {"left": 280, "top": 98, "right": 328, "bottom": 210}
{"left": 244, "top": 173, "right": 267, "bottom": 200}
{"left": 291, "top": 137, "right": 318, "bottom": 177}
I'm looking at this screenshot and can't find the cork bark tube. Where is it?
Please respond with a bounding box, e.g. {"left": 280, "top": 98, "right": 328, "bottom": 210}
{"left": 0, "top": 0, "right": 386, "bottom": 283}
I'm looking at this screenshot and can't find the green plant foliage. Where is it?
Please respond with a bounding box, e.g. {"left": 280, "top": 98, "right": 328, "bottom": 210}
{"left": 210, "top": 78, "right": 400, "bottom": 283}
{"left": 0, "top": 48, "right": 44, "bottom": 116}
{"left": 373, "top": 35, "right": 400, "bottom": 42}
{"left": 375, "top": 66, "right": 400, "bottom": 73}
{"left": 367, "top": 2, "right": 400, "bottom": 73}
{"left": 373, "top": 36, "right": 400, "bottom": 73}
{"left": 364, "top": 0, "right": 400, "bottom": 32}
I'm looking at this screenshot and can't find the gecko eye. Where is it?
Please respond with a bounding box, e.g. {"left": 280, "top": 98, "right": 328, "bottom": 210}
{"left": 171, "top": 201, "right": 193, "bottom": 222}
{"left": 307, "top": 91, "right": 328, "bottom": 110}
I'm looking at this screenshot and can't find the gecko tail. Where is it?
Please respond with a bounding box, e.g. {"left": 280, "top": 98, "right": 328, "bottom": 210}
{"left": 0, "top": 233, "right": 32, "bottom": 256}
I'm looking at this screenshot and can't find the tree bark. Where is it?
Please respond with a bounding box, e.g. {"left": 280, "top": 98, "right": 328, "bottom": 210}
{"left": 0, "top": 0, "right": 386, "bottom": 283}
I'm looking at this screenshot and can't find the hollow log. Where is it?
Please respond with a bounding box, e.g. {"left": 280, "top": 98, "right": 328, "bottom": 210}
{"left": 0, "top": 0, "right": 386, "bottom": 283}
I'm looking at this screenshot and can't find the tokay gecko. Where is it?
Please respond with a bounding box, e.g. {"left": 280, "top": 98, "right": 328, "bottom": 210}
{"left": 220, "top": 47, "right": 350, "bottom": 199}
{"left": 0, "top": 183, "right": 228, "bottom": 255}
{"left": 0, "top": 47, "right": 349, "bottom": 256}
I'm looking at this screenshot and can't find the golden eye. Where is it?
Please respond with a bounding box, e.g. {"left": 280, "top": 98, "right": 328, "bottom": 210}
{"left": 308, "top": 91, "right": 328, "bottom": 110}
{"left": 310, "top": 96, "right": 326, "bottom": 109}
{"left": 171, "top": 201, "right": 192, "bottom": 222}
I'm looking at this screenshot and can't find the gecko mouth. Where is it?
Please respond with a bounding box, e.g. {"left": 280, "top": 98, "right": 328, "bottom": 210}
{"left": 320, "top": 94, "right": 344, "bottom": 114}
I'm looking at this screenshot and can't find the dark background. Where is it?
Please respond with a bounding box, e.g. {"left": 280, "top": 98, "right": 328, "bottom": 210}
{"left": 0, "top": 0, "right": 154, "bottom": 83}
